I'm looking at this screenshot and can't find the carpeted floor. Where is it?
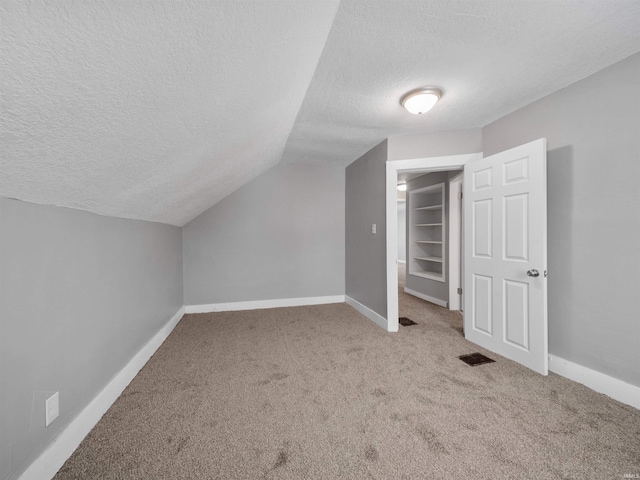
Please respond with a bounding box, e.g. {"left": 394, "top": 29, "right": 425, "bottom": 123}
{"left": 55, "top": 269, "right": 640, "bottom": 479}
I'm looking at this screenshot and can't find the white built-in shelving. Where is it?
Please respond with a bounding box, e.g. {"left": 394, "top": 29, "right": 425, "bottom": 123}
{"left": 408, "top": 182, "right": 445, "bottom": 282}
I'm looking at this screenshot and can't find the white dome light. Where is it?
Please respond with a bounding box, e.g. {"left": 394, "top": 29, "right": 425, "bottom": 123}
{"left": 397, "top": 183, "right": 407, "bottom": 191}
{"left": 401, "top": 87, "right": 443, "bottom": 115}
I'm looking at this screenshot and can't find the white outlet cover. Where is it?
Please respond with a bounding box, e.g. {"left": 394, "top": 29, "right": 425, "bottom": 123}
{"left": 45, "top": 392, "right": 59, "bottom": 427}
{"left": 372, "top": 224, "right": 377, "bottom": 234}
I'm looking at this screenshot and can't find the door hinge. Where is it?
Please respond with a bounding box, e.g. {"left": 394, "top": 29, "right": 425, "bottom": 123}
{"left": 457, "top": 287, "right": 463, "bottom": 294}
{"left": 457, "top": 192, "right": 463, "bottom": 199}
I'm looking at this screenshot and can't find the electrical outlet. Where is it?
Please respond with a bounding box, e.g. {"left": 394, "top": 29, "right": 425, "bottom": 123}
{"left": 371, "top": 224, "right": 376, "bottom": 234}
{"left": 45, "top": 392, "right": 59, "bottom": 427}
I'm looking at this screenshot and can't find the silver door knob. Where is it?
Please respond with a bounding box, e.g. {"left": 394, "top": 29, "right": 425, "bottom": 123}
{"left": 527, "top": 269, "right": 540, "bottom": 277}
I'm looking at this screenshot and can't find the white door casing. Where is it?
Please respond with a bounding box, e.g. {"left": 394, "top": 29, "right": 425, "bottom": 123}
{"left": 463, "top": 139, "right": 548, "bottom": 374}
{"left": 448, "top": 172, "right": 463, "bottom": 311}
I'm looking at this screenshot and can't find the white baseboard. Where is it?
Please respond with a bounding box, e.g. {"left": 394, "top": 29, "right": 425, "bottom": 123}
{"left": 185, "top": 295, "right": 345, "bottom": 314}
{"left": 345, "top": 296, "right": 391, "bottom": 331}
{"left": 18, "top": 306, "right": 186, "bottom": 480}
{"left": 404, "top": 287, "right": 448, "bottom": 308}
{"left": 548, "top": 354, "right": 640, "bottom": 410}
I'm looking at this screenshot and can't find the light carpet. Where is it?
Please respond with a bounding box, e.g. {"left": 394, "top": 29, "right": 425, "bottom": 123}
{"left": 54, "top": 279, "right": 640, "bottom": 479}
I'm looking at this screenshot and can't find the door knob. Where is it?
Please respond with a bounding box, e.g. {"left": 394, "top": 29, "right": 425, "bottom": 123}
{"left": 527, "top": 269, "right": 540, "bottom": 277}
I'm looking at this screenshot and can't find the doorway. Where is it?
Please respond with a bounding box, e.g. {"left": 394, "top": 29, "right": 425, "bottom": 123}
{"left": 385, "top": 153, "right": 482, "bottom": 332}
{"left": 399, "top": 169, "right": 463, "bottom": 314}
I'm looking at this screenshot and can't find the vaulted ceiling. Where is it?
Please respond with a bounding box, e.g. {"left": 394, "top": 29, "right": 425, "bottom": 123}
{"left": 2, "top": 1, "right": 639, "bottom": 226}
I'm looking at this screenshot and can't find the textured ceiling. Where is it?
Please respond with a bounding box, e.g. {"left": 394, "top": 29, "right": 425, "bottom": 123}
{"left": 280, "top": 0, "right": 640, "bottom": 166}
{"left": 2, "top": 1, "right": 639, "bottom": 225}
{"left": 1, "top": 0, "right": 340, "bottom": 225}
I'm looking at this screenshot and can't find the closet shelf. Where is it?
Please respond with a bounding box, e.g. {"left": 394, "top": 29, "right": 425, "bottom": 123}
{"left": 415, "top": 223, "right": 442, "bottom": 227}
{"left": 414, "top": 256, "right": 443, "bottom": 263}
{"left": 414, "top": 205, "right": 442, "bottom": 211}
{"left": 415, "top": 240, "right": 442, "bottom": 244}
{"left": 410, "top": 270, "right": 444, "bottom": 280}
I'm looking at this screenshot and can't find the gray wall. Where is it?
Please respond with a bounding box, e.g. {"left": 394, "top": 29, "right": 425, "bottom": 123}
{"left": 388, "top": 128, "right": 482, "bottom": 160}
{"left": 345, "top": 140, "right": 388, "bottom": 318}
{"left": 183, "top": 164, "right": 345, "bottom": 305}
{"left": 405, "top": 171, "right": 451, "bottom": 303}
{"left": 0, "top": 198, "right": 183, "bottom": 480}
{"left": 483, "top": 52, "right": 640, "bottom": 387}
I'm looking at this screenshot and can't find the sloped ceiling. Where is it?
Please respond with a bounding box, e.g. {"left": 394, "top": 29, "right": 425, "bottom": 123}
{"left": 2, "top": 1, "right": 639, "bottom": 226}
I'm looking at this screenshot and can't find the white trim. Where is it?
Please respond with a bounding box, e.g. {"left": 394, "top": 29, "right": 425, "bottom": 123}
{"left": 386, "top": 160, "right": 399, "bottom": 332}
{"left": 448, "top": 173, "right": 463, "bottom": 310}
{"left": 18, "top": 306, "right": 186, "bottom": 480}
{"left": 386, "top": 153, "right": 482, "bottom": 331}
{"left": 404, "top": 287, "right": 448, "bottom": 308}
{"left": 386, "top": 153, "right": 480, "bottom": 172}
{"left": 548, "top": 355, "right": 640, "bottom": 410}
{"left": 185, "top": 295, "right": 345, "bottom": 314}
{"left": 345, "top": 295, "right": 393, "bottom": 332}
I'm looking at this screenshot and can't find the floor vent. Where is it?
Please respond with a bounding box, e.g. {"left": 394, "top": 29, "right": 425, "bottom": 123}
{"left": 399, "top": 317, "right": 417, "bottom": 326}
{"left": 458, "top": 352, "right": 495, "bottom": 366}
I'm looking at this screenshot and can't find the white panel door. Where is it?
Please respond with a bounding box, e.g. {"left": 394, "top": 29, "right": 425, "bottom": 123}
{"left": 463, "top": 139, "right": 548, "bottom": 374}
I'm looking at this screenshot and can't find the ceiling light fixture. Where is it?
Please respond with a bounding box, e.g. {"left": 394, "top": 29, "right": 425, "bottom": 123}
{"left": 397, "top": 182, "right": 407, "bottom": 191}
{"left": 401, "top": 87, "right": 443, "bottom": 115}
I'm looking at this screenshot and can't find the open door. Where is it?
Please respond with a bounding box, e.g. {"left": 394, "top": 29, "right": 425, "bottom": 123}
{"left": 463, "top": 139, "right": 548, "bottom": 374}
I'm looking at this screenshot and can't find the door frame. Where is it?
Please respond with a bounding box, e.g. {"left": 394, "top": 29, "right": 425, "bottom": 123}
{"left": 448, "top": 171, "right": 464, "bottom": 311}
{"left": 385, "top": 153, "right": 482, "bottom": 331}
